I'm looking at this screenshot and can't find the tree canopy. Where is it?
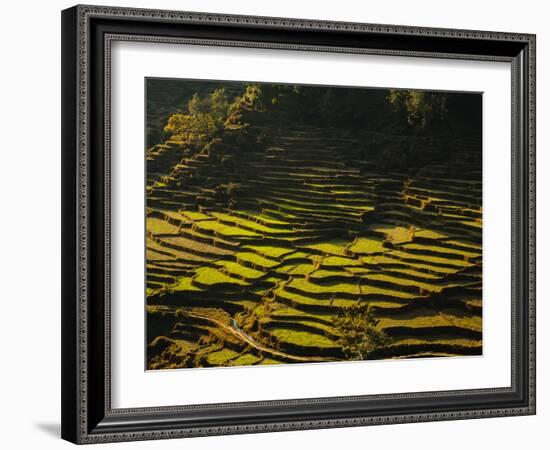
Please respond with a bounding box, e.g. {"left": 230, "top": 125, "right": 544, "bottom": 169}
{"left": 334, "top": 304, "right": 391, "bottom": 360}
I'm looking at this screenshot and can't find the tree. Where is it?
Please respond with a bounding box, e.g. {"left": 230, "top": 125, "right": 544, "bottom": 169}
{"left": 164, "top": 88, "right": 230, "bottom": 147}
{"left": 334, "top": 303, "right": 391, "bottom": 360}
{"left": 164, "top": 84, "right": 280, "bottom": 147}
{"left": 387, "top": 89, "right": 448, "bottom": 128}
{"left": 224, "top": 84, "right": 274, "bottom": 129}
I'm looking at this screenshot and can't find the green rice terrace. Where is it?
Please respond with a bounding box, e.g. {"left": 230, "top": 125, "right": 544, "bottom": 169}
{"left": 145, "top": 79, "right": 483, "bottom": 370}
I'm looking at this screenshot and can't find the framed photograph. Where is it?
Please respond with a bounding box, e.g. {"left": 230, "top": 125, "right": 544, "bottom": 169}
{"left": 61, "top": 4, "right": 536, "bottom": 444}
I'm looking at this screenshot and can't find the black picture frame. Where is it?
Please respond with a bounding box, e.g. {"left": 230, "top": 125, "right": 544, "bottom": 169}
{"left": 61, "top": 4, "right": 536, "bottom": 444}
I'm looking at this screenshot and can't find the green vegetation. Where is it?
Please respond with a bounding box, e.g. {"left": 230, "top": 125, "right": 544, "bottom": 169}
{"left": 194, "top": 220, "right": 261, "bottom": 237}
{"left": 236, "top": 252, "right": 280, "bottom": 268}
{"left": 288, "top": 278, "right": 360, "bottom": 295}
{"left": 230, "top": 354, "right": 261, "bottom": 366}
{"left": 387, "top": 89, "right": 448, "bottom": 128}
{"left": 194, "top": 267, "right": 248, "bottom": 286}
{"left": 334, "top": 304, "right": 392, "bottom": 360}
{"left": 322, "top": 256, "right": 362, "bottom": 266}
{"left": 282, "top": 263, "right": 316, "bottom": 276}
{"left": 349, "top": 237, "right": 386, "bottom": 255}
{"left": 270, "top": 328, "right": 336, "bottom": 348}
{"left": 180, "top": 210, "right": 210, "bottom": 221}
{"left": 164, "top": 88, "right": 230, "bottom": 148}
{"left": 211, "top": 212, "right": 293, "bottom": 234}
{"left": 145, "top": 79, "right": 482, "bottom": 370}
{"left": 206, "top": 348, "right": 240, "bottom": 365}
{"left": 244, "top": 245, "right": 295, "bottom": 259}
{"left": 303, "top": 239, "right": 350, "bottom": 256}
{"left": 173, "top": 277, "right": 202, "bottom": 292}
{"left": 215, "top": 261, "right": 265, "bottom": 280}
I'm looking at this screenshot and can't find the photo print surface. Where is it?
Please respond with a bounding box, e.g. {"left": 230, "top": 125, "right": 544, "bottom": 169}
{"left": 145, "top": 78, "right": 482, "bottom": 370}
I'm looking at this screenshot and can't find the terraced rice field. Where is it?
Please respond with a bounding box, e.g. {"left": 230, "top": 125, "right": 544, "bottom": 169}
{"left": 146, "top": 115, "right": 482, "bottom": 369}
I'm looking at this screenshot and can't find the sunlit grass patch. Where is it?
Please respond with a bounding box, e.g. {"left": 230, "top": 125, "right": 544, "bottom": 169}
{"left": 160, "top": 236, "right": 233, "bottom": 256}
{"left": 244, "top": 244, "right": 294, "bottom": 258}
{"left": 274, "top": 236, "right": 311, "bottom": 244}
{"left": 275, "top": 287, "right": 357, "bottom": 307}
{"left": 194, "top": 267, "right": 249, "bottom": 286}
{"left": 282, "top": 250, "right": 312, "bottom": 261}
{"left": 345, "top": 267, "right": 371, "bottom": 275}
{"left": 462, "top": 298, "right": 482, "bottom": 310}
{"left": 445, "top": 239, "right": 482, "bottom": 250}
{"left": 236, "top": 252, "right": 279, "bottom": 268}
{"left": 230, "top": 354, "right": 261, "bottom": 366}
{"left": 263, "top": 276, "right": 283, "bottom": 284}
{"left": 361, "top": 255, "right": 401, "bottom": 265}
{"left": 147, "top": 217, "right": 181, "bottom": 234}
{"left": 271, "top": 306, "right": 333, "bottom": 322}
{"left": 359, "top": 283, "right": 418, "bottom": 299}
{"left": 459, "top": 220, "right": 482, "bottom": 229}
{"left": 368, "top": 300, "right": 412, "bottom": 310}
{"left": 206, "top": 348, "right": 239, "bottom": 365}
{"left": 310, "top": 269, "right": 353, "bottom": 279}
{"left": 414, "top": 228, "right": 449, "bottom": 240}
{"left": 335, "top": 204, "right": 374, "bottom": 212}
{"left": 264, "top": 315, "right": 337, "bottom": 336}
{"left": 180, "top": 210, "right": 210, "bottom": 221}
{"left": 146, "top": 248, "right": 175, "bottom": 262}
{"left": 146, "top": 238, "right": 176, "bottom": 256}
{"left": 248, "top": 212, "right": 289, "bottom": 225}
{"left": 173, "top": 276, "right": 202, "bottom": 292}
{"left": 260, "top": 358, "right": 283, "bottom": 365}
{"left": 270, "top": 328, "right": 336, "bottom": 348}
{"left": 147, "top": 238, "right": 209, "bottom": 262}
{"left": 195, "top": 220, "right": 261, "bottom": 237}
{"left": 261, "top": 208, "right": 299, "bottom": 220}
{"left": 375, "top": 225, "right": 415, "bottom": 244}
{"left": 215, "top": 261, "right": 265, "bottom": 279}
{"left": 211, "top": 212, "right": 293, "bottom": 234}
{"left": 302, "top": 238, "right": 350, "bottom": 256}
{"left": 349, "top": 237, "right": 386, "bottom": 254}
{"left": 182, "top": 227, "right": 240, "bottom": 247}
{"left": 322, "top": 256, "right": 362, "bottom": 266}
{"left": 277, "top": 262, "right": 315, "bottom": 275}
{"left": 159, "top": 210, "right": 193, "bottom": 223}
{"left": 288, "top": 278, "right": 360, "bottom": 295}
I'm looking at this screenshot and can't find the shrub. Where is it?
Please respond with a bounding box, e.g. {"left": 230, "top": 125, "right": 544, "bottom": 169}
{"left": 164, "top": 88, "right": 230, "bottom": 147}
{"left": 387, "top": 89, "right": 448, "bottom": 128}
{"left": 225, "top": 84, "right": 271, "bottom": 130}
{"left": 164, "top": 84, "right": 274, "bottom": 153}
{"left": 213, "top": 182, "right": 245, "bottom": 206}
{"left": 334, "top": 304, "right": 391, "bottom": 360}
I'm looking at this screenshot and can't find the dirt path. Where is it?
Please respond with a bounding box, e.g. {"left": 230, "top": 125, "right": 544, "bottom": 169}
{"left": 163, "top": 307, "right": 334, "bottom": 363}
